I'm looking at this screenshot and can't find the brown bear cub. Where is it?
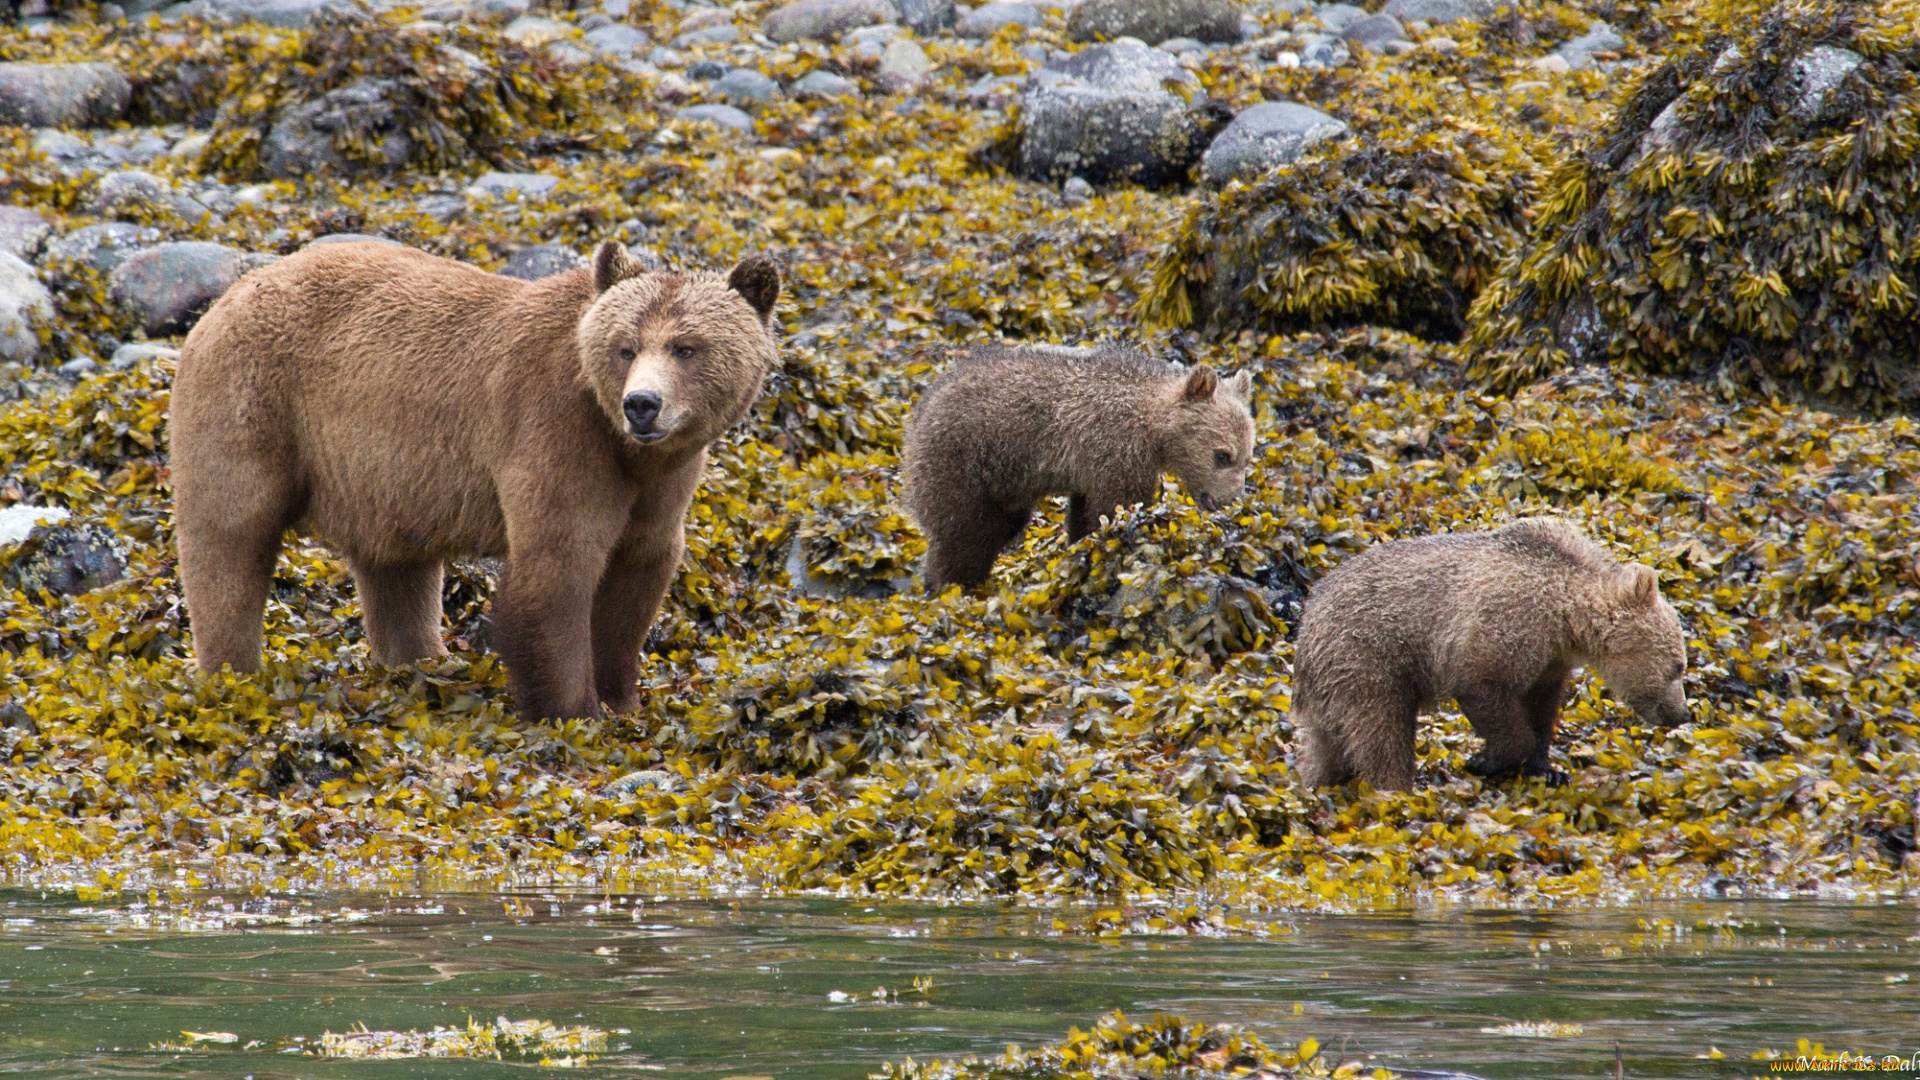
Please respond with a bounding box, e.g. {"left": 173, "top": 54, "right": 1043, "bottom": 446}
{"left": 171, "top": 240, "right": 780, "bottom": 721}
{"left": 901, "top": 344, "right": 1255, "bottom": 590}
{"left": 1291, "top": 518, "right": 1689, "bottom": 791}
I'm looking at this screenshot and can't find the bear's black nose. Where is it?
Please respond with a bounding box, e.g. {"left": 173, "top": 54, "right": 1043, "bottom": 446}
{"left": 623, "top": 391, "right": 662, "bottom": 435}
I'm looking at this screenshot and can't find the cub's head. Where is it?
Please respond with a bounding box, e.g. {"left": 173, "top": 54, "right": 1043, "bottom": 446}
{"left": 576, "top": 242, "right": 780, "bottom": 450}
{"left": 1597, "top": 564, "right": 1690, "bottom": 727}
{"left": 1160, "top": 365, "right": 1255, "bottom": 511}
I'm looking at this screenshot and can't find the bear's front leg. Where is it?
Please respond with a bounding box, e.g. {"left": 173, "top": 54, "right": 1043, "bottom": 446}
{"left": 1459, "top": 688, "right": 1538, "bottom": 780}
{"left": 591, "top": 535, "right": 684, "bottom": 716}
{"left": 494, "top": 548, "right": 604, "bottom": 721}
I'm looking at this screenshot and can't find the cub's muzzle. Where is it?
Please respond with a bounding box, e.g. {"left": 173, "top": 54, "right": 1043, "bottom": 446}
{"left": 623, "top": 391, "right": 665, "bottom": 441}
{"left": 1199, "top": 493, "right": 1218, "bottom": 511}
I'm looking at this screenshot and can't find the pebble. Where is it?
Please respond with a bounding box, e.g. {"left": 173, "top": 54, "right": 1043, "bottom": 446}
{"left": 676, "top": 103, "right": 757, "bottom": 132}
{"left": 0, "top": 252, "right": 52, "bottom": 364}
{"left": 465, "top": 172, "right": 562, "bottom": 200}
{"left": 955, "top": 0, "right": 1038, "bottom": 37}
{"left": 791, "top": 69, "right": 861, "bottom": 97}
{"left": 713, "top": 67, "right": 780, "bottom": 102}
{"left": 876, "top": 38, "right": 931, "bottom": 93}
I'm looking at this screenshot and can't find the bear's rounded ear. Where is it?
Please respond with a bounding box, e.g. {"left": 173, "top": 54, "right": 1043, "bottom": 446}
{"left": 1182, "top": 364, "right": 1218, "bottom": 402}
{"left": 1224, "top": 369, "right": 1253, "bottom": 402}
{"left": 1618, "top": 563, "right": 1659, "bottom": 607}
{"left": 593, "top": 241, "right": 643, "bottom": 294}
{"left": 728, "top": 255, "right": 781, "bottom": 324}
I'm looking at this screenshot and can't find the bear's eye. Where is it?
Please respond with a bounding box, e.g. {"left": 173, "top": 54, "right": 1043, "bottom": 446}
{"left": 617, "top": 347, "right": 635, "bottom": 362}
{"left": 672, "top": 343, "right": 697, "bottom": 361}
{"left": 1213, "top": 449, "right": 1233, "bottom": 469}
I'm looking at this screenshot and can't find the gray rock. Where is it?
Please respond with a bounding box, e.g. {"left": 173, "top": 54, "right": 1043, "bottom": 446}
{"left": 1062, "top": 175, "right": 1093, "bottom": 204}
{"left": 876, "top": 38, "right": 931, "bottom": 92}
{"left": 107, "top": 241, "right": 264, "bottom": 336}
{"left": 963, "top": 71, "right": 1024, "bottom": 100}
{"left": 90, "top": 169, "right": 206, "bottom": 222}
{"left": 1337, "top": 13, "right": 1403, "bottom": 48}
{"left": 0, "top": 253, "right": 52, "bottom": 364}
{"left": 207, "top": 0, "right": 353, "bottom": 26}
{"left": 713, "top": 67, "right": 780, "bottom": 102}
{"left": 0, "top": 207, "right": 50, "bottom": 262}
{"left": 1789, "top": 44, "right": 1862, "bottom": 120}
{"left": 1159, "top": 36, "right": 1206, "bottom": 54}
{"left": 43, "top": 223, "right": 160, "bottom": 276}
{"left": 762, "top": 0, "right": 899, "bottom": 42}
{"left": 1018, "top": 41, "right": 1209, "bottom": 186}
{"left": 1067, "top": 0, "right": 1238, "bottom": 45}
{"left": 1554, "top": 21, "right": 1626, "bottom": 70}
{"left": 262, "top": 78, "right": 413, "bottom": 179}
{"left": 791, "top": 69, "right": 861, "bottom": 97}
{"left": 955, "top": 0, "right": 1037, "bottom": 36}
{"left": 672, "top": 22, "right": 739, "bottom": 46}
{"left": 108, "top": 341, "right": 179, "bottom": 370}
{"left": 471, "top": 0, "right": 530, "bottom": 15}
{"left": 1201, "top": 100, "right": 1346, "bottom": 183}
{"left": 1313, "top": 2, "right": 1366, "bottom": 30}
{"left": 59, "top": 357, "right": 99, "bottom": 379}
{"left": 0, "top": 63, "right": 131, "bottom": 128}
{"left": 502, "top": 15, "right": 573, "bottom": 44}
{"left": 306, "top": 232, "right": 403, "bottom": 246}
{"left": 896, "top": 0, "right": 952, "bottom": 35}
{"left": 545, "top": 40, "right": 596, "bottom": 66}
{"left": 579, "top": 13, "right": 613, "bottom": 30}
{"left": 584, "top": 22, "right": 649, "bottom": 56}
{"left": 0, "top": 504, "right": 67, "bottom": 548}
{"left": 465, "top": 171, "right": 561, "bottom": 199}
{"left": 3, "top": 524, "right": 124, "bottom": 597}
{"left": 688, "top": 59, "right": 729, "bottom": 79}
{"left": 647, "top": 46, "right": 686, "bottom": 67}
{"left": 499, "top": 244, "right": 586, "bottom": 280}
{"left": 677, "top": 103, "right": 756, "bottom": 132}
{"left": 847, "top": 23, "right": 899, "bottom": 61}
{"left": 1380, "top": 0, "right": 1489, "bottom": 23}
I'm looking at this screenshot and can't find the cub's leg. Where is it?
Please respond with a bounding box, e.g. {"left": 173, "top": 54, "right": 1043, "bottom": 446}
{"left": 1068, "top": 483, "right": 1155, "bottom": 542}
{"left": 351, "top": 560, "right": 449, "bottom": 666}
{"left": 1294, "top": 708, "right": 1356, "bottom": 788}
{"left": 1066, "top": 494, "right": 1096, "bottom": 543}
{"left": 1459, "top": 687, "right": 1539, "bottom": 781}
{"left": 590, "top": 535, "right": 683, "bottom": 716}
{"left": 177, "top": 464, "right": 296, "bottom": 674}
{"left": 1520, "top": 670, "right": 1572, "bottom": 784}
{"left": 1342, "top": 696, "right": 1421, "bottom": 791}
{"left": 924, "top": 502, "right": 1032, "bottom": 590}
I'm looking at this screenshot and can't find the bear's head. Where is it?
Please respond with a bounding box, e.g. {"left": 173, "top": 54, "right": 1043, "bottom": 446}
{"left": 576, "top": 242, "right": 781, "bottom": 450}
{"left": 1596, "top": 564, "right": 1690, "bottom": 727}
{"left": 1160, "top": 365, "right": 1255, "bottom": 510}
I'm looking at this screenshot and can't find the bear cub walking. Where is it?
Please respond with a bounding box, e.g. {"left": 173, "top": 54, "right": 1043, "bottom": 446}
{"left": 902, "top": 345, "right": 1255, "bottom": 590}
{"left": 1291, "top": 518, "right": 1689, "bottom": 791}
{"left": 172, "top": 240, "right": 780, "bottom": 721}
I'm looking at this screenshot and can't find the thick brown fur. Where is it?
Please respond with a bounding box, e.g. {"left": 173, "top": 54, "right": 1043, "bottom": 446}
{"left": 171, "top": 240, "right": 779, "bottom": 721}
{"left": 1291, "top": 518, "right": 1689, "bottom": 791}
{"left": 901, "top": 344, "right": 1255, "bottom": 590}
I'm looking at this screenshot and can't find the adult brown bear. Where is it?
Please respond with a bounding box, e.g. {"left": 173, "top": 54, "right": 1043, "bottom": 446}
{"left": 170, "top": 240, "right": 779, "bottom": 720}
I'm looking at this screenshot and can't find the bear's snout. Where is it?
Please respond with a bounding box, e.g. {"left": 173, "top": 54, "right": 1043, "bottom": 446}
{"left": 1199, "top": 493, "right": 1217, "bottom": 511}
{"left": 623, "top": 391, "right": 665, "bottom": 440}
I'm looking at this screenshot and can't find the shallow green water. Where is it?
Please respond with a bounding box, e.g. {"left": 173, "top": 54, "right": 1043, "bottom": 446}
{"left": 0, "top": 890, "right": 1912, "bottom": 1079}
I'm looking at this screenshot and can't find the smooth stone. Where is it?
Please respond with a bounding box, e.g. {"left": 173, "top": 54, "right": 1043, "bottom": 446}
{"left": 465, "top": 171, "right": 562, "bottom": 199}
{"left": 676, "top": 6, "right": 734, "bottom": 32}
{"left": 1200, "top": 100, "right": 1346, "bottom": 183}
{"left": 108, "top": 241, "right": 271, "bottom": 336}
{"left": 790, "top": 69, "right": 861, "bottom": 97}
{"left": 1379, "top": 0, "right": 1489, "bottom": 23}
{"left": 895, "top": 0, "right": 952, "bottom": 34}
{"left": 0, "top": 63, "right": 131, "bottom": 128}
{"left": 687, "top": 59, "right": 729, "bottom": 79}
{"left": 1062, "top": 175, "right": 1093, "bottom": 204}
{"left": 762, "top": 0, "right": 899, "bottom": 43}
{"left": 0, "top": 252, "right": 52, "bottom": 364}
{"left": 503, "top": 15, "right": 574, "bottom": 44}
{"left": 876, "top": 37, "right": 931, "bottom": 92}
{"left": 1336, "top": 13, "right": 1403, "bottom": 48}
{"left": 1313, "top": 2, "right": 1366, "bottom": 30}
{"left": 0, "top": 206, "right": 50, "bottom": 262}
{"left": 1554, "top": 21, "right": 1626, "bottom": 70}
{"left": 584, "top": 22, "right": 649, "bottom": 55}
{"left": 676, "top": 103, "right": 756, "bottom": 131}
{"left": 712, "top": 67, "right": 780, "bottom": 102}
{"left": 672, "top": 22, "right": 739, "bottom": 46}
{"left": 1159, "top": 36, "right": 1205, "bottom": 54}
{"left": 499, "top": 244, "right": 586, "bottom": 280}
{"left": 955, "top": 0, "right": 1037, "bottom": 36}
{"left": 205, "top": 0, "right": 353, "bottom": 26}
{"left": 306, "top": 232, "right": 402, "bottom": 246}
{"left": 109, "top": 341, "right": 180, "bottom": 369}
{"left": 545, "top": 40, "right": 595, "bottom": 65}
{"left": 0, "top": 505, "right": 68, "bottom": 547}
{"left": 1066, "top": 0, "right": 1238, "bottom": 46}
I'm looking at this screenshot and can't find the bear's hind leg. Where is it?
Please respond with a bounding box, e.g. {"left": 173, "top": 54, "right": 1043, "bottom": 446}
{"left": 1343, "top": 699, "right": 1420, "bottom": 791}
{"left": 924, "top": 504, "right": 1032, "bottom": 591}
{"left": 1295, "top": 709, "right": 1356, "bottom": 788}
{"left": 351, "top": 560, "right": 449, "bottom": 666}
{"left": 177, "top": 477, "right": 292, "bottom": 674}
{"left": 1519, "top": 671, "right": 1571, "bottom": 784}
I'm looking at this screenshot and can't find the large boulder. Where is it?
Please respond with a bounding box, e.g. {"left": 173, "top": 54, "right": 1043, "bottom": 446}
{"left": 261, "top": 79, "right": 413, "bottom": 180}
{"left": 1017, "top": 41, "right": 1214, "bottom": 186}
{"left": 499, "top": 245, "right": 585, "bottom": 280}
{"left": 762, "top": 0, "right": 899, "bottom": 42}
{"left": 1200, "top": 101, "right": 1346, "bottom": 184}
{"left": 1067, "top": 0, "right": 1239, "bottom": 46}
{"left": 0, "top": 253, "right": 52, "bottom": 364}
{"left": 0, "top": 63, "right": 131, "bottom": 128}
{"left": 0, "top": 207, "right": 50, "bottom": 263}
{"left": 206, "top": 0, "right": 353, "bottom": 27}
{"left": 107, "top": 242, "right": 272, "bottom": 336}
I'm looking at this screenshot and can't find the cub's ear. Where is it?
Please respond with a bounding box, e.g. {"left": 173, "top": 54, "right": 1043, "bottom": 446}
{"left": 1223, "top": 369, "right": 1252, "bottom": 402}
{"left": 1616, "top": 563, "right": 1660, "bottom": 607}
{"left": 1182, "top": 364, "right": 1218, "bottom": 402}
{"left": 728, "top": 255, "right": 781, "bottom": 324}
{"left": 593, "top": 241, "right": 643, "bottom": 294}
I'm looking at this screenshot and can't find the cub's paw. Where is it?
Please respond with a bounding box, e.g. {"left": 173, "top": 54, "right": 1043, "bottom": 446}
{"left": 1526, "top": 765, "right": 1571, "bottom": 787}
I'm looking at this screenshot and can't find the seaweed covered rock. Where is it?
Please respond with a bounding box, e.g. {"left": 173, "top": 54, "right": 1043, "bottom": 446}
{"left": 1467, "top": 0, "right": 1920, "bottom": 414}
{"left": 1142, "top": 118, "right": 1543, "bottom": 340}
{"left": 2, "top": 523, "right": 124, "bottom": 598}
{"left": 1199, "top": 101, "right": 1346, "bottom": 184}
{"left": 1066, "top": 0, "right": 1241, "bottom": 46}
{"left": 762, "top": 0, "right": 899, "bottom": 42}
{"left": 0, "top": 252, "right": 52, "bottom": 365}
{"left": 203, "top": 10, "right": 583, "bottom": 179}
{"left": 0, "top": 62, "right": 130, "bottom": 128}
